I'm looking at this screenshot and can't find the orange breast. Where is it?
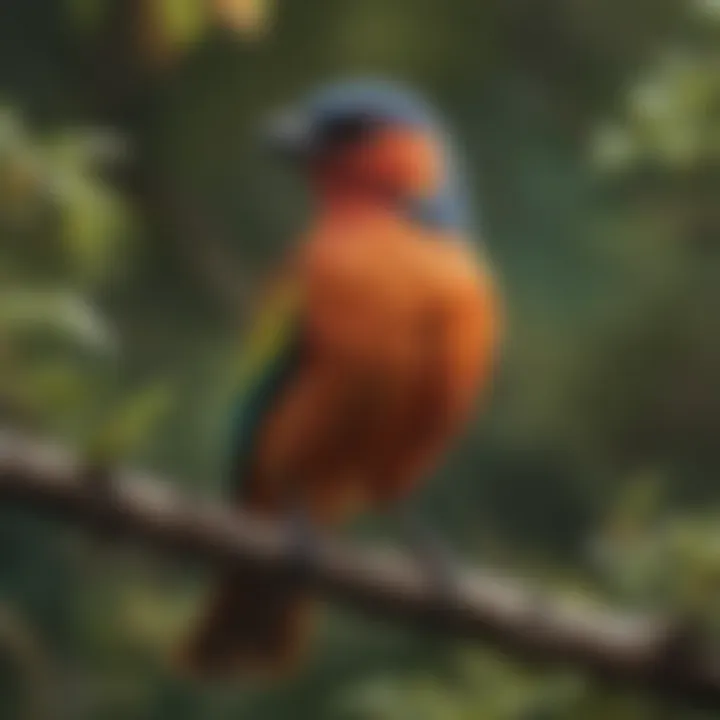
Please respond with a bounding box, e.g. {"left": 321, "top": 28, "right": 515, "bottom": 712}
{"left": 248, "top": 212, "right": 500, "bottom": 521}
{"left": 305, "top": 215, "right": 430, "bottom": 368}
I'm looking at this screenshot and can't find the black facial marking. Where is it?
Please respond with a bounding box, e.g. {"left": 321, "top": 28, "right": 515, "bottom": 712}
{"left": 317, "top": 113, "right": 379, "bottom": 151}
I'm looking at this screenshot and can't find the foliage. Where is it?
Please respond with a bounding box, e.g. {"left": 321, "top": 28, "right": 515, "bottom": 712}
{"left": 0, "top": 0, "right": 718, "bottom": 718}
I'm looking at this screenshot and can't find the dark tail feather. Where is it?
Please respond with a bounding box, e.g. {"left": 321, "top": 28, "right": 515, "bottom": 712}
{"left": 178, "top": 568, "right": 313, "bottom": 679}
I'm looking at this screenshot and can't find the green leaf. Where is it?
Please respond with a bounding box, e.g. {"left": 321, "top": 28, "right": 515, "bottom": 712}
{"left": 158, "top": 0, "right": 208, "bottom": 50}
{"left": 0, "top": 288, "right": 116, "bottom": 354}
{"left": 87, "top": 383, "right": 174, "bottom": 463}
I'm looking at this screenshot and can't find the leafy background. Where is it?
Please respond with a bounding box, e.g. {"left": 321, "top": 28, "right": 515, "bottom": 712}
{"left": 0, "top": 0, "right": 718, "bottom": 717}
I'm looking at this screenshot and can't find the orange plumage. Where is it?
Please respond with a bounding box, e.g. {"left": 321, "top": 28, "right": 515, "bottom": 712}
{"left": 180, "top": 80, "right": 502, "bottom": 678}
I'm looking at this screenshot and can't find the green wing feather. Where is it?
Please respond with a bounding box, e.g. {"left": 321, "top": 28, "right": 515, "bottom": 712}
{"left": 228, "top": 281, "right": 302, "bottom": 498}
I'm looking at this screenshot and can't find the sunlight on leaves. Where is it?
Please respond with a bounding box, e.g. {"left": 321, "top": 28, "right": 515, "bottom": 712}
{"left": 695, "top": 0, "right": 720, "bottom": 19}
{"left": 157, "top": 0, "right": 208, "bottom": 51}
{"left": 592, "top": 52, "right": 720, "bottom": 170}
{"left": 0, "top": 288, "right": 115, "bottom": 354}
{"left": 116, "top": 584, "right": 195, "bottom": 652}
{"left": 210, "top": 0, "right": 275, "bottom": 38}
{"left": 337, "top": 653, "right": 589, "bottom": 720}
{"left": 45, "top": 129, "right": 132, "bottom": 284}
{"left": 0, "top": 110, "right": 132, "bottom": 283}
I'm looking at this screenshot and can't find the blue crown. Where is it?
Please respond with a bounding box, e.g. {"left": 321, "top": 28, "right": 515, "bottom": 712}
{"left": 306, "top": 79, "right": 439, "bottom": 129}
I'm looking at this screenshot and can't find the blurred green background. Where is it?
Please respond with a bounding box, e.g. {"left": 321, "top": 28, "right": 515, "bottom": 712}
{"left": 0, "top": 0, "right": 718, "bottom": 717}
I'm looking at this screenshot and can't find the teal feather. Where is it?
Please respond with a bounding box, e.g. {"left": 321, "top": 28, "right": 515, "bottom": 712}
{"left": 226, "top": 284, "right": 302, "bottom": 498}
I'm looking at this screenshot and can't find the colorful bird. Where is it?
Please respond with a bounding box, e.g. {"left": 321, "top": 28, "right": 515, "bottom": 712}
{"left": 180, "top": 79, "right": 502, "bottom": 678}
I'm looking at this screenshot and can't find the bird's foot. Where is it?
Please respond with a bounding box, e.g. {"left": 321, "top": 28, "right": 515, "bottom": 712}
{"left": 80, "top": 460, "right": 120, "bottom": 540}
{"left": 397, "top": 507, "right": 458, "bottom": 607}
{"left": 285, "top": 504, "right": 319, "bottom": 580}
{"left": 395, "top": 507, "right": 466, "bottom": 682}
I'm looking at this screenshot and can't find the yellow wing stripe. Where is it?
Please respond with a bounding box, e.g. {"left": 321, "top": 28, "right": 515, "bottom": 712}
{"left": 234, "top": 281, "right": 302, "bottom": 391}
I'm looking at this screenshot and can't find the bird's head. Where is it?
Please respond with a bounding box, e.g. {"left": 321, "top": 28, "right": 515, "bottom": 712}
{"left": 264, "top": 79, "right": 468, "bottom": 230}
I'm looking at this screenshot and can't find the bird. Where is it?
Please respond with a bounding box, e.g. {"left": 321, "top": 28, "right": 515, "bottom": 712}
{"left": 179, "top": 78, "right": 502, "bottom": 679}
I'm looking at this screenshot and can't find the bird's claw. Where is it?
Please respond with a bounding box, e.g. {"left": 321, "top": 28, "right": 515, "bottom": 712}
{"left": 398, "top": 508, "right": 458, "bottom": 606}
{"left": 285, "top": 504, "right": 318, "bottom": 580}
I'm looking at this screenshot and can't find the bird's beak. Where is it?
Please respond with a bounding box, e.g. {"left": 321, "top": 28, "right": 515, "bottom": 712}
{"left": 262, "top": 109, "right": 316, "bottom": 161}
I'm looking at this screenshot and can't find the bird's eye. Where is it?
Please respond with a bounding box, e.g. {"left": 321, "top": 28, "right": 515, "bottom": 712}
{"left": 320, "top": 115, "right": 376, "bottom": 147}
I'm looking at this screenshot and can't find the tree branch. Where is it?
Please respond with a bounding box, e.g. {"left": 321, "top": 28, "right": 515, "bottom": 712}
{"left": 0, "top": 428, "right": 719, "bottom": 706}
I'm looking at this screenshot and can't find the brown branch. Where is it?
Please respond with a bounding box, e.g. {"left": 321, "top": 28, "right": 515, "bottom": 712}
{"left": 0, "top": 429, "right": 719, "bottom": 706}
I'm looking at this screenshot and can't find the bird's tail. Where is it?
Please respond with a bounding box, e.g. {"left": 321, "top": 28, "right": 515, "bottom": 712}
{"left": 178, "top": 567, "right": 313, "bottom": 679}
